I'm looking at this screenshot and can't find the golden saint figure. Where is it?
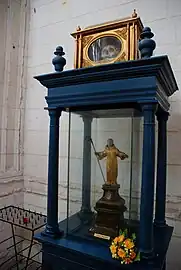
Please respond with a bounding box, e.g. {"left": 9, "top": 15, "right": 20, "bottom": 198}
{"left": 95, "top": 138, "right": 128, "bottom": 185}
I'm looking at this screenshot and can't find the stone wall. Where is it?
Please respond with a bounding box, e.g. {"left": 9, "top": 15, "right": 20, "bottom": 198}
{"left": 0, "top": 0, "right": 28, "bottom": 213}
{"left": 24, "top": 0, "right": 181, "bottom": 237}
{"left": 0, "top": 0, "right": 28, "bottom": 258}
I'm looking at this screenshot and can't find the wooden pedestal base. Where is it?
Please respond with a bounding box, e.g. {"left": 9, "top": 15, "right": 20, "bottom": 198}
{"left": 89, "top": 184, "right": 126, "bottom": 238}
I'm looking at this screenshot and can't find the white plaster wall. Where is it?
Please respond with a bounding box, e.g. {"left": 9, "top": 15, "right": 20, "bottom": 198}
{"left": 24, "top": 0, "right": 181, "bottom": 236}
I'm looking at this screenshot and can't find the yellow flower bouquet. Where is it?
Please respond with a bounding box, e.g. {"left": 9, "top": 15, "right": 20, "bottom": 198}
{"left": 110, "top": 229, "right": 140, "bottom": 264}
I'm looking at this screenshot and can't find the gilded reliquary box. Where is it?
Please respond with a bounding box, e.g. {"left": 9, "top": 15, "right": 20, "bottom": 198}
{"left": 71, "top": 11, "right": 143, "bottom": 68}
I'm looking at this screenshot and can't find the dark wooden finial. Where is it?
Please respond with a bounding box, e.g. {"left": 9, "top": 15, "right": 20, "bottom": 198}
{"left": 132, "top": 9, "right": 137, "bottom": 18}
{"left": 76, "top": 25, "right": 81, "bottom": 31}
{"left": 138, "top": 27, "right": 156, "bottom": 59}
{"left": 52, "top": 46, "right": 66, "bottom": 72}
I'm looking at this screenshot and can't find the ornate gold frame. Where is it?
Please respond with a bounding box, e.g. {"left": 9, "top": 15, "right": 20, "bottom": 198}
{"left": 83, "top": 32, "right": 125, "bottom": 67}
{"left": 71, "top": 10, "right": 143, "bottom": 68}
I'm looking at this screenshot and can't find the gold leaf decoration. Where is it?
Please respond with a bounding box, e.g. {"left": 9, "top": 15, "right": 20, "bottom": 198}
{"left": 115, "top": 27, "right": 127, "bottom": 40}
{"left": 82, "top": 58, "right": 92, "bottom": 68}
{"left": 116, "top": 52, "right": 126, "bottom": 62}
{"left": 82, "top": 36, "right": 94, "bottom": 48}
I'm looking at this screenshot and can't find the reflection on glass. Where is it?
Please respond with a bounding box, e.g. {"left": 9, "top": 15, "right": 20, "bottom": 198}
{"left": 88, "top": 36, "right": 122, "bottom": 63}
{"left": 66, "top": 108, "right": 142, "bottom": 240}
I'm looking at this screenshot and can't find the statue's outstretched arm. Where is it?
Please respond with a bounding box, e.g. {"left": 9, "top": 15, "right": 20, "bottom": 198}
{"left": 95, "top": 150, "right": 107, "bottom": 160}
{"left": 117, "top": 149, "right": 128, "bottom": 160}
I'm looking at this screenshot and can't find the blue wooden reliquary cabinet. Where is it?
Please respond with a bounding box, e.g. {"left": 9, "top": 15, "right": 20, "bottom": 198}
{"left": 34, "top": 27, "right": 178, "bottom": 270}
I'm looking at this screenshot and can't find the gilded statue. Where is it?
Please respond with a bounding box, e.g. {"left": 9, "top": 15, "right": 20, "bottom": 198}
{"left": 95, "top": 138, "right": 128, "bottom": 185}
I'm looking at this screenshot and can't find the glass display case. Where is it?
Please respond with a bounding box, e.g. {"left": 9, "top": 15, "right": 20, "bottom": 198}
{"left": 64, "top": 108, "right": 142, "bottom": 241}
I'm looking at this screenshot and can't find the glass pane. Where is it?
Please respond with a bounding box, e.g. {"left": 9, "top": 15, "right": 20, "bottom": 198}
{"left": 88, "top": 36, "right": 122, "bottom": 63}
{"left": 128, "top": 116, "right": 142, "bottom": 223}
{"left": 66, "top": 108, "right": 141, "bottom": 240}
{"left": 58, "top": 111, "right": 70, "bottom": 222}
{"left": 67, "top": 112, "right": 83, "bottom": 233}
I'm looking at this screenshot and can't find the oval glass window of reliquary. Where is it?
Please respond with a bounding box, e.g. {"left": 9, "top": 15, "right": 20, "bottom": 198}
{"left": 86, "top": 35, "right": 124, "bottom": 65}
